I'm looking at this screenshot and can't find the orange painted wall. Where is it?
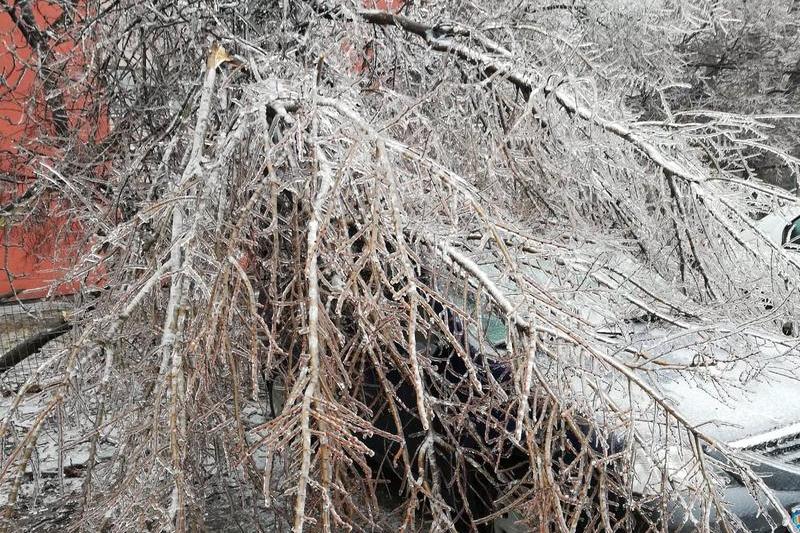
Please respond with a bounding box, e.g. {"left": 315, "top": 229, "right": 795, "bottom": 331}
{"left": 363, "top": 0, "right": 404, "bottom": 10}
{"left": 345, "top": 0, "right": 406, "bottom": 74}
{"left": 0, "top": 0, "right": 107, "bottom": 300}
{"left": 0, "top": 0, "right": 401, "bottom": 301}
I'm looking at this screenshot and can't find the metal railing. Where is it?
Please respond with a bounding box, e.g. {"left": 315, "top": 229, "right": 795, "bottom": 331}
{"left": 0, "top": 298, "right": 72, "bottom": 390}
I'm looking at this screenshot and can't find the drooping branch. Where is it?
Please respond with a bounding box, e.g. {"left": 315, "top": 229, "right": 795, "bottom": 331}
{"left": 333, "top": 1, "right": 800, "bottom": 285}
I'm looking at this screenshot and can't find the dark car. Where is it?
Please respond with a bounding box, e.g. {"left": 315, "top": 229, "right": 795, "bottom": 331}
{"left": 352, "top": 296, "right": 630, "bottom": 532}
{"left": 671, "top": 434, "right": 800, "bottom": 532}
{"left": 266, "top": 265, "right": 800, "bottom": 532}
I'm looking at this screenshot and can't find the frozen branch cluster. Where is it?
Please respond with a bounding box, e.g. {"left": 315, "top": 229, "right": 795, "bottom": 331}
{"left": 2, "top": 1, "right": 800, "bottom": 531}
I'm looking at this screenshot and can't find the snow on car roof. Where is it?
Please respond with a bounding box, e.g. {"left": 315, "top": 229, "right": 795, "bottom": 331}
{"left": 462, "top": 237, "right": 800, "bottom": 445}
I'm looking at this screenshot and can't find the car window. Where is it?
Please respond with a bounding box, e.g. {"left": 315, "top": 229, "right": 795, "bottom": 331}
{"left": 442, "top": 285, "right": 508, "bottom": 349}
{"left": 482, "top": 312, "right": 508, "bottom": 348}
{"left": 785, "top": 217, "right": 800, "bottom": 248}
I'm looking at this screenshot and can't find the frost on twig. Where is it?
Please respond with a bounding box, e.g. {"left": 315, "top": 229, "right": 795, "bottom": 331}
{"left": 2, "top": 2, "right": 800, "bottom": 532}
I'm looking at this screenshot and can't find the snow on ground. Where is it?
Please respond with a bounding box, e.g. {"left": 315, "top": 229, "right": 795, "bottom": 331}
{"left": 0, "top": 387, "right": 288, "bottom": 531}
{"left": 0, "top": 384, "right": 95, "bottom": 529}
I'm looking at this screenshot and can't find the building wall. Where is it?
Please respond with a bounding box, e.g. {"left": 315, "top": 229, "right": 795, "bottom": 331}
{"left": 0, "top": 0, "right": 401, "bottom": 300}
{"left": 0, "top": 0, "right": 107, "bottom": 299}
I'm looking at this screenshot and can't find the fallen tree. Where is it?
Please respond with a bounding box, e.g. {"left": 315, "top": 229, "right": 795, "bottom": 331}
{"left": 1, "top": 1, "right": 800, "bottom": 531}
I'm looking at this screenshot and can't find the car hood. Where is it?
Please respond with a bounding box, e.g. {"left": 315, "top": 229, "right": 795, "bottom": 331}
{"left": 466, "top": 241, "right": 800, "bottom": 447}
{"left": 644, "top": 356, "right": 800, "bottom": 445}
{"left": 603, "top": 321, "right": 800, "bottom": 446}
